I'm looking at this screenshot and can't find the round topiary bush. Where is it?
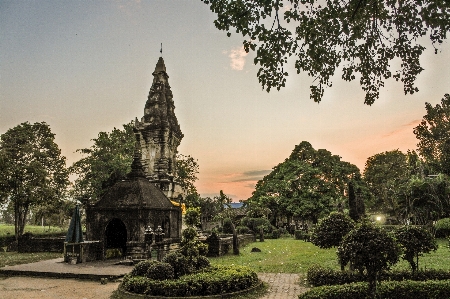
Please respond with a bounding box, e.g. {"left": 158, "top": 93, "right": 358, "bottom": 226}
{"left": 162, "top": 252, "right": 192, "bottom": 278}
{"left": 195, "top": 255, "right": 211, "bottom": 270}
{"left": 435, "top": 218, "right": 450, "bottom": 238}
{"left": 131, "top": 260, "right": 158, "bottom": 277}
{"left": 146, "top": 261, "right": 174, "bottom": 280}
{"left": 121, "top": 265, "right": 260, "bottom": 297}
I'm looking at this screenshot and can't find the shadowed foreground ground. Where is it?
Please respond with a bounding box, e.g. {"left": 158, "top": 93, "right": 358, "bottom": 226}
{"left": 0, "top": 273, "right": 309, "bottom": 299}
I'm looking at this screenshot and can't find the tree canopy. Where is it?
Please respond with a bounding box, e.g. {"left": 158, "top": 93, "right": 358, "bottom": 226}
{"left": 248, "top": 141, "right": 360, "bottom": 224}
{"left": 69, "top": 123, "right": 135, "bottom": 204}
{"left": 0, "top": 122, "right": 69, "bottom": 239}
{"left": 201, "top": 0, "right": 449, "bottom": 104}
{"left": 414, "top": 94, "right": 450, "bottom": 175}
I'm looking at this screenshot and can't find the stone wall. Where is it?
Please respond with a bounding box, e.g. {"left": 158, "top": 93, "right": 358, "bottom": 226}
{"left": 205, "top": 234, "right": 255, "bottom": 257}
{"left": 18, "top": 234, "right": 65, "bottom": 253}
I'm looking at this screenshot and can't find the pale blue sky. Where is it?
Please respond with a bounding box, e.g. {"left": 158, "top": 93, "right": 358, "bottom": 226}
{"left": 1, "top": 0, "right": 449, "bottom": 200}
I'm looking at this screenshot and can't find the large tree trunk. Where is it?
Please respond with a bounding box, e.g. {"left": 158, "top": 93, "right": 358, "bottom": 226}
{"left": 14, "top": 199, "right": 28, "bottom": 241}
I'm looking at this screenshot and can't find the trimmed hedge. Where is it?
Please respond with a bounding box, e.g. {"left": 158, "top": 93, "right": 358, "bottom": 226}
{"left": 307, "top": 264, "right": 450, "bottom": 287}
{"left": 121, "top": 265, "right": 259, "bottom": 297}
{"left": 299, "top": 280, "right": 450, "bottom": 299}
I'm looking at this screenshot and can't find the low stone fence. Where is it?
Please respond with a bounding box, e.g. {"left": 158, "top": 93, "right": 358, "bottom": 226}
{"left": 18, "top": 234, "right": 65, "bottom": 253}
{"left": 204, "top": 234, "right": 255, "bottom": 257}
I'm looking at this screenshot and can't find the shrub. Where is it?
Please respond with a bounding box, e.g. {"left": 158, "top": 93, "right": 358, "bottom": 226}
{"left": 195, "top": 255, "right": 211, "bottom": 270}
{"left": 310, "top": 212, "right": 355, "bottom": 249}
{"left": 131, "top": 260, "right": 158, "bottom": 276}
{"left": 394, "top": 225, "right": 438, "bottom": 273}
{"left": 236, "top": 225, "right": 251, "bottom": 234}
{"left": 121, "top": 275, "right": 151, "bottom": 294}
{"left": 121, "top": 265, "right": 259, "bottom": 297}
{"left": 146, "top": 261, "right": 174, "bottom": 280}
{"left": 162, "top": 252, "right": 191, "bottom": 278}
{"left": 222, "top": 218, "right": 234, "bottom": 234}
{"left": 298, "top": 280, "right": 450, "bottom": 299}
{"left": 295, "top": 230, "right": 310, "bottom": 240}
{"left": 435, "top": 218, "right": 450, "bottom": 238}
{"left": 306, "top": 264, "right": 450, "bottom": 287}
{"left": 337, "top": 220, "right": 401, "bottom": 296}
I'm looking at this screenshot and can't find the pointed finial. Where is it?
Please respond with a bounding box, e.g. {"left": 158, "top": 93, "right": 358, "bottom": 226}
{"left": 160, "top": 43, "right": 163, "bottom": 56}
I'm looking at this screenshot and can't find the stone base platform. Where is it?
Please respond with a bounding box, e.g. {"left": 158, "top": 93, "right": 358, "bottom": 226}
{"left": 0, "top": 258, "right": 132, "bottom": 281}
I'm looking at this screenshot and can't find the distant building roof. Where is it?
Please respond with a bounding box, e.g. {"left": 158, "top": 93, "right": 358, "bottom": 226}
{"left": 225, "top": 202, "right": 244, "bottom": 209}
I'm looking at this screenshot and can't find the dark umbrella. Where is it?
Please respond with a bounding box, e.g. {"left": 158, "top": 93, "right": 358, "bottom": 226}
{"left": 65, "top": 205, "right": 83, "bottom": 243}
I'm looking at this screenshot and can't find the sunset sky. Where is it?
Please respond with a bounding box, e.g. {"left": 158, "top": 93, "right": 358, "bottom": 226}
{"left": 1, "top": 1, "right": 449, "bottom": 201}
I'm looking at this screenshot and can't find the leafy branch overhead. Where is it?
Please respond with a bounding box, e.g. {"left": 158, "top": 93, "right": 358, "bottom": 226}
{"left": 201, "top": 0, "right": 449, "bottom": 104}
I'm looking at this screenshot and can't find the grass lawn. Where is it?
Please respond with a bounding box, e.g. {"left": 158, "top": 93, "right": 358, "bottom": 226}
{"left": 0, "top": 224, "right": 66, "bottom": 237}
{"left": 0, "top": 251, "right": 62, "bottom": 268}
{"left": 209, "top": 238, "right": 339, "bottom": 274}
{"left": 210, "top": 237, "right": 450, "bottom": 275}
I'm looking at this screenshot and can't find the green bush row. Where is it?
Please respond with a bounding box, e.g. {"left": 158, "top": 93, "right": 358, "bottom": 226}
{"left": 307, "top": 264, "right": 450, "bottom": 287}
{"left": 121, "top": 265, "right": 259, "bottom": 297}
{"left": 299, "top": 280, "right": 450, "bottom": 299}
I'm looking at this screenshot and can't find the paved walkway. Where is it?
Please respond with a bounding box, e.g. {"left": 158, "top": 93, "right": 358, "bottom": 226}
{"left": 258, "top": 273, "right": 309, "bottom": 298}
{"left": 0, "top": 258, "right": 310, "bottom": 298}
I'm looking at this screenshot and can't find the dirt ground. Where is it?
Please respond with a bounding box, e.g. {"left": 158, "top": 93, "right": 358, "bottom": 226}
{"left": 0, "top": 276, "right": 121, "bottom": 299}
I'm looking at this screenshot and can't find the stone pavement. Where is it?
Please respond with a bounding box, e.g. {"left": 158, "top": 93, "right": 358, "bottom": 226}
{"left": 258, "top": 273, "right": 309, "bottom": 298}
{"left": 0, "top": 257, "right": 130, "bottom": 280}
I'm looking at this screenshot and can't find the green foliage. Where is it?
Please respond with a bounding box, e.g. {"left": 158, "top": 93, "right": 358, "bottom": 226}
{"left": 307, "top": 264, "right": 450, "bottom": 287}
{"left": 299, "top": 280, "right": 450, "bottom": 299}
{"left": 146, "top": 261, "right": 174, "bottom": 280}
{"left": 131, "top": 260, "right": 157, "bottom": 276}
{"left": 435, "top": 218, "right": 450, "bottom": 238}
{"left": 249, "top": 141, "right": 360, "bottom": 224}
{"left": 175, "top": 154, "right": 199, "bottom": 196}
{"left": 0, "top": 122, "right": 69, "bottom": 240}
{"left": 69, "top": 123, "right": 135, "bottom": 204}
{"left": 310, "top": 212, "right": 355, "bottom": 249}
{"left": 294, "top": 230, "right": 310, "bottom": 241}
{"left": 181, "top": 226, "right": 197, "bottom": 243}
{"left": 395, "top": 226, "right": 438, "bottom": 273}
{"left": 337, "top": 220, "right": 401, "bottom": 295}
{"left": 201, "top": 1, "right": 449, "bottom": 104}
{"left": 222, "top": 218, "right": 234, "bottom": 234}
{"left": 162, "top": 252, "right": 191, "bottom": 278}
{"left": 240, "top": 217, "right": 272, "bottom": 235}
{"left": 414, "top": 94, "right": 450, "bottom": 175}
{"left": 105, "top": 248, "right": 122, "bottom": 259}
{"left": 236, "top": 225, "right": 252, "bottom": 234}
{"left": 122, "top": 265, "right": 259, "bottom": 296}
{"left": 184, "top": 207, "right": 201, "bottom": 227}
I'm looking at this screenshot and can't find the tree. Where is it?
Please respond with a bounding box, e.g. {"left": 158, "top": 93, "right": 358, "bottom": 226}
{"left": 337, "top": 220, "right": 401, "bottom": 298}
{"left": 248, "top": 141, "right": 360, "bottom": 224}
{"left": 310, "top": 212, "right": 355, "bottom": 249}
{"left": 0, "top": 122, "right": 69, "bottom": 240}
{"left": 175, "top": 154, "right": 199, "bottom": 197}
{"left": 184, "top": 207, "right": 201, "bottom": 228}
{"left": 69, "top": 123, "right": 135, "bottom": 204}
{"left": 363, "top": 150, "right": 410, "bottom": 222}
{"left": 201, "top": 0, "right": 449, "bottom": 104}
{"left": 394, "top": 225, "right": 437, "bottom": 274}
{"left": 414, "top": 94, "right": 450, "bottom": 176}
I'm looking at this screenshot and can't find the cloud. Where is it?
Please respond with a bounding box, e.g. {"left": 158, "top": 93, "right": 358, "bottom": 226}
{"left": 218, "top": 169, "right": 272, "bottom": 183}
{"left": 383, "top": 119, "right": 421, "bottom": 138}
{"left": 226, "top": 46, "right": 248, "bottom": 71}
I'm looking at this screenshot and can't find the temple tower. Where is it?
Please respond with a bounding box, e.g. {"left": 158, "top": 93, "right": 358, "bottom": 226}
{"left": 134, "top": 57, "right": 184, "bottom": 200}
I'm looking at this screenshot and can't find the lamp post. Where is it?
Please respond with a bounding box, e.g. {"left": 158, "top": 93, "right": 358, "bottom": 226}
{"left": 144, "top": 226, "right": 154, "bottom": 259}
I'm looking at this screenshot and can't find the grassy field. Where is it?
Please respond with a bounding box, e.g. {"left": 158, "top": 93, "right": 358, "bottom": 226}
{"left": 0, "top": 224, "right": 66, "bottom": 237}
{"left": 0, "top": 251, "right": 62, "bottom": 268}
{"left": 210, "top": 237, "right": 450, "bottom": 275}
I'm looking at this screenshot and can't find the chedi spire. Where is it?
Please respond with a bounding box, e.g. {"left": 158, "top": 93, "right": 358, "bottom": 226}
{"left": 134, "top": 57, "right": 184, "bottom": 200}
